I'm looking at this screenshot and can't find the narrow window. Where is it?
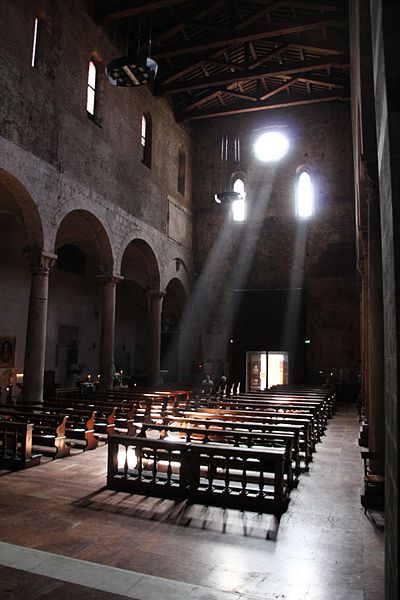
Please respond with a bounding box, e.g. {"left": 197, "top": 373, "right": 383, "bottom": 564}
{"left": 31, "top": 17, "right": 39, "bottom": 67}
{"left": 178, "top": 145, "right": 186, "bottom": 195}
{"left": 87, "top": 61, "right": 97, "bottom": 116}
{"left": 232, "top": 177, "right": 246, "bottom": 222}
{"left": 296, "top": 171, "right": 314, "bottom": 218}
{"left": 141, "top": 112, "right": 152, "bottom": 167}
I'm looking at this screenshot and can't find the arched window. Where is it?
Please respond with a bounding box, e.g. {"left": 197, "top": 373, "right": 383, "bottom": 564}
{"left": 31, "top": 17, "right": 39, "bottom": 67}
{"left": 296, "top": 170, "right": 314, "bottom": 218}
{"left": 86, "top": 60, "right": 97, "bottom": 117}
{"left": 232, "top": 177, "right": 246, "bottom": 222}
{"left": 141, "top": 112, "right": 152, "bottom": 167}
{"left": 177, "top": 145, "right": 186, "bottom": 195}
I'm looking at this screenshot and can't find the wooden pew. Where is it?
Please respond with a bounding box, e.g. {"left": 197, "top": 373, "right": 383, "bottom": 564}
{"left": 0, "top": 409, "right": 70, "bottom": 459}
{"left": 160, "top": 415, "right": 302, "bottom": 474}
{"left": 208, "top": 397, "right": 327, "bottom": 440}
{"left": 11, "top": 404, "right": 98, "bottom": 451}
{"left": 178, "top": 410, "right": 313, "bottom": 467}
{"left": 140, "top": 421, "right": 296, "bottom": 489}
{"left": 41, "top": 399, "right": 116, "bottom": 439}
{"left": 0, "top": 419, "right": 42, "bottom": 469}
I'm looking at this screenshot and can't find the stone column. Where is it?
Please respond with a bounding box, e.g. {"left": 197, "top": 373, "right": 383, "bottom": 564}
{"left": 147, "top": 290, "right": 166, "bottom": 387}
{"left": 358, "top": 235, "right": 369, "bottom": 417}
{"left": 97, "top": 274, "right": 123, "bottom": 391}
{"left": 23, "top": 248, "right": 57, "bottom": 404}
{"left": 367, "top": 182, "right": 385, "bottom": 474}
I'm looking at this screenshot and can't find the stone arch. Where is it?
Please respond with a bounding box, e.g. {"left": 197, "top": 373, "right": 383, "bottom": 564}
{"left": 0, "top": 168, "right": 43, "bottom": 247}
{"left": 48, "top": 210, "right": 114, "bottom": 386}
{"left": 0, "top": 169, "right": 45, "bottom": 379}
{"left": 121, "top": 238, "right": 160, "bottom": 291}
{"left": 54, "top": 209, "right": 114, "bottom": 272}
{"left": 115, "top": 239, "right": 160, "bottom": 383}
{"left": 164, "top": 277, "right": 187, "bottom": 311}
{"left": 161, "top": 277, "right": 188, "bottom": 383}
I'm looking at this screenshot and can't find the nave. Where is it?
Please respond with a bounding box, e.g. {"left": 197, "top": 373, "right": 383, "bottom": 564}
{"left": 0, "top": 401, "right": 383, "bottom": 600}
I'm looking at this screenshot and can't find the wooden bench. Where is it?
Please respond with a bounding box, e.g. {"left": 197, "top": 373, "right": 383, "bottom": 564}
{"left": 140, "top": 421, "right": 296, "bottom": 489}
{"left": 12, "top": 404, "right": 98, "bottom": 451}
{"left": 159, "top": 414, "right": 302, "bottom": 475}
{"left": 0, "top": 408, "right": 70, "bottom": 459}
{"left": 0, "top": 419, "right": 42, "bottom": 469}
{"left": 181, "top": 409, "right": 314, "bottom": 466}
{"left": 42, "top": 399, "right": 116, "bottom": 439}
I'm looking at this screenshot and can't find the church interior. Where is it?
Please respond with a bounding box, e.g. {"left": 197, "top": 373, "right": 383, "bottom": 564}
{"left": 0, "top": 1, "right": 398, "bottom": 598}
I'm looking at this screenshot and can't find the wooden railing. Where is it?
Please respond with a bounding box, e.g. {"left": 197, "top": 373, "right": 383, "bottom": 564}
{"left": 107, "top": 434, "right": 289, "bottom": 522}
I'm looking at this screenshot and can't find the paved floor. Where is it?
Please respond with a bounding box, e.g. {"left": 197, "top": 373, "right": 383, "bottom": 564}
{"left": 0, "top": 401, "right": 384, "bottom": 599}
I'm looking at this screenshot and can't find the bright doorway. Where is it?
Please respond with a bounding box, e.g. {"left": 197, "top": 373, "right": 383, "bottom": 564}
{"left": 246, "top": 351, "right": 289, "bottom": 391}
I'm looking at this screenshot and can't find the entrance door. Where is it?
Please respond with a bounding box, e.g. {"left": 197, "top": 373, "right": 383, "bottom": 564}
{"left": 267, "top": 351, "right": 289, "bottom": 389}
{"left": 246, "top": 350, "right": 289, "bottom": 391}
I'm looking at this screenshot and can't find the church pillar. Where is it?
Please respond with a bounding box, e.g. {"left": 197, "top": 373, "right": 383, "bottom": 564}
{"left": 358, "top": 234, "right": 369, "bottom": 418}
{"left": 367, "top": 183, "right": 385, "bottom": 473}
{"left": 97, "top": 274, "right": 123, "bottom": 390}
{"left": 147, "top": 290, "right": 165, "bottom": 386}
{"left": 23, "top": 248, "right": 57, "bottom": 404}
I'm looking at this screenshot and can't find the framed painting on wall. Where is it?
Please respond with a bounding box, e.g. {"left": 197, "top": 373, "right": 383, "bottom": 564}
{"left": 0, "top": 337, "right": 16, "bottom": 368}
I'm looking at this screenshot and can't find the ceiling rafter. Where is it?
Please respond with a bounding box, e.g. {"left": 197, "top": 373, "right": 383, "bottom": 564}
{"left": 152, "top": 0, "right": 226, "bottom": 44}
{"left": 177, "top": 70, "right": 344, "bottom": 113}
{"left": 96, "top": 0, "right": 188, "bottom": 22}
{"left": 233, "top": 1, "right": 283, "bottom": 31}
{"left": 181, "top": 85, "right": 260, "bottom": 113}
{"left": 151, "top": 11, "right": 347, "bottom": 58}
{"left": 177, "top": 91, "right": 349, "bottom": 121}
{"left": 259, "top": 78, "right": 299, "bottom": 100}
{"left": 95, "top": 1, "right": 349, "bottom": 120}
{"left": 155, "top": 56, "right": 349, "bottom": 94}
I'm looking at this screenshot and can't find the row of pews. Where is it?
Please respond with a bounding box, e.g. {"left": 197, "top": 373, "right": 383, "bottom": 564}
{"left": 103, "top": 383, "right": 336, "bottom": 536}
{"left": 0, "top": 383, "right": 335, "bottom": 537}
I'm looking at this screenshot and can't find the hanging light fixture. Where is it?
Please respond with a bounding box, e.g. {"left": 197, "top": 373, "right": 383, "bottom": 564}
{"left": 106, "top": 54, "right": 158, "bottom": 87}
{"left": 105, "top": 17, "right": 158, "bottom": 87}
{"left": 213, "top": 134, "right": 242, "bottom": 204}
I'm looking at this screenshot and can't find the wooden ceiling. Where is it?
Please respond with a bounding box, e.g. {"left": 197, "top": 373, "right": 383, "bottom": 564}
{"left": 95, "top": 0, "right": 350, "bottom": 121}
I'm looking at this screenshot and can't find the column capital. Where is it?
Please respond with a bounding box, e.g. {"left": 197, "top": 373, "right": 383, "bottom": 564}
{"left": 24, "top": 246, "right": 57, "bottom": 275}
{"left": 147, "top": 289, "right": 166, "bottom": 301}
{"left": 96, "top": 273, "right": 124, "bottom": 286}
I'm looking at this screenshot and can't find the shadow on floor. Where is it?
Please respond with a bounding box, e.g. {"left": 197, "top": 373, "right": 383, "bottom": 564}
{"left": 72, "top": 486, "right": 280, "bottom": 540}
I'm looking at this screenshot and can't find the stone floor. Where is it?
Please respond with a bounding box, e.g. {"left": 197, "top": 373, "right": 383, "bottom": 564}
{"left": 0, "top": 401, "right": 384, "bottom": 599}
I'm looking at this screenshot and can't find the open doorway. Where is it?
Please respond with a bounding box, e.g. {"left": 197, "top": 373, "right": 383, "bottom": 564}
{"left": 246, "top": 350, "right": 289, "bottom": 391}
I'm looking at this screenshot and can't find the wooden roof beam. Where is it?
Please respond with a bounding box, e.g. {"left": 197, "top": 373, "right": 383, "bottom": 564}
{"left": 297, "top": 75, "right": 344, "bottom": 88}
{"left": 97, "top": 0, "right": 188, "bottom": 22}
{"left": 177, "top": 92, "right": 349, "bottom": 121}
{"left": 151, "top": 11, "right": 347, "bottom": 58}
{"left": 259, "top": 78, "right": 299, "bottom": 101}
{"left": 155, "top": 56, "right": 349, "bottom": 94}
{"left": 233, "top": 1, "right": 284, "bottom": 31}
{"left": 152, "top": 0, "right": 226, "bottom": 44}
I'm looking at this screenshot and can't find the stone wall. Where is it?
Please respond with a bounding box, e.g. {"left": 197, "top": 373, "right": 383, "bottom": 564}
{"left": 191, "top": 102, "right": 360, "bottom": 384}
{"left": 370, "top": 2, "right": 400, "bottom": 597}
{"left": 0, "top": 0, "right": 193, "bottom": 384}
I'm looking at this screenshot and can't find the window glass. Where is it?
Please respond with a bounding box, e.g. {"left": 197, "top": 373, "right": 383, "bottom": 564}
{"left": 87, "top": 61, "right": 97, "bottom": 116}
{"left": 232, "top": 178, "right": 246, "bottom": 222}
{"left": 141, "top": 113, "right": 152, "bottom": 167}
{"left": 31, "top": 17, "right": 39, "bottom": 67}
{"left": 296, "top": 171, "right": 314, "bottom": 218}
{"left": 178, "top": 146, "right": 186, "bottom": 195}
